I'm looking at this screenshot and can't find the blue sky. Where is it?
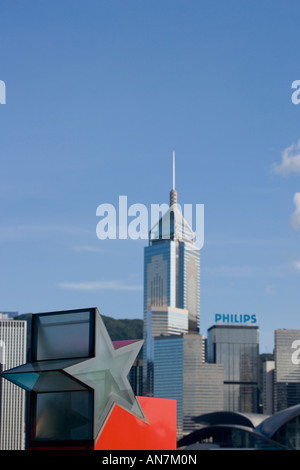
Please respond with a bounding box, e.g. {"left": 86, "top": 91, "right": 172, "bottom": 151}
{"left": 1, "top": 0, "right": 300, "bottom": 352}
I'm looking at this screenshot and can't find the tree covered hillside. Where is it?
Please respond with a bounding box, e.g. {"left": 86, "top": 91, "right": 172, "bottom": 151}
{"left": 101, "top": 315, "right": 143, "bottom": 341}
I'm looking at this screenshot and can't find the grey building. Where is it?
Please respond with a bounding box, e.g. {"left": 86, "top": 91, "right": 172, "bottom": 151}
{"left": 263, "top": 360, "right": 275, "bottom": 415}
{"left": 0, "top": 318, "right": 27, "bottom": 450}
{"left": 153, "top": 334, "right": 224, "bottom": 437}
{"left": 207, "top": 325, "right": 259, "bottom": 413}
{"left": 274, "top": 329, "right": 300, "bottom": 412}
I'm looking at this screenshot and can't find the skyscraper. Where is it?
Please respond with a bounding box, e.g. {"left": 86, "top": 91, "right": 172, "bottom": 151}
{"left": 274, "top": 329, "right": 300, "bottom": 412}
{"left": 207, "top": 324, "right": 260, "bottom": 413}
{"left": 143, "top": 152, "right": 201, "bottom": 395}
{"left": 263, "top": 360, "right": 275, "bottom": 415}
{"left": 153, "top": 334, "right": 224, "bottom": 436}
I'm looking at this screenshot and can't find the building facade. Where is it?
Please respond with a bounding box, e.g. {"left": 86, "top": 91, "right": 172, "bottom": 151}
{"left": 0, "top": 318, "right": 27, "bottom": 450}
{"left": 207, "top": 325, "right": 259, "bottom": 413}
{"left": 262, "top": 360, "right": 275, "bottom": 415}
{"left": 128, "top": 358, "right": 143, "bottom": 397}
{"left": 144, "top": 214, "right": 200, "bottom": 335}
{"left": 0, "top": 312, "right": 19, "bottom": 320}
{"left": 153, "top": 334, "right": 224, "bottom": 436}
{"left": 274, "top": 329, "right": 300, "bottom": 412}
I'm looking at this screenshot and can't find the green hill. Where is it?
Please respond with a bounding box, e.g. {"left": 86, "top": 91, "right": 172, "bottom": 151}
{"left": 101, "top": 315, "right": 143, "bottom": 341}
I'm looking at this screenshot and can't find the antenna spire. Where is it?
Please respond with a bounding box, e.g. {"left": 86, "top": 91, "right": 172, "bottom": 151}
{"left": 173, "top": 150, "right": 175, "bottom": 190}
{"left": 170, "top": 150, "right": 177, "bottom": 207}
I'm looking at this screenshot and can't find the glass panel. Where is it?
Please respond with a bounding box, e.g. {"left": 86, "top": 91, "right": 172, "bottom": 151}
{"left": 33, "top": 310, "right": 94, "bottom": 361}
{"left": 3, "top": 358, "right": 85, "bottom": 374}
{"left": 34, "top": 390, "right": 93, "bottom": 441}
{"left": 32, "top": 371, "right": 88, "bottom": 393}
{"left": 2, "top": 371, "right": 40, "bottom": 392}
{"left": 2, "top": 369, "right": 89, "bottom": 393}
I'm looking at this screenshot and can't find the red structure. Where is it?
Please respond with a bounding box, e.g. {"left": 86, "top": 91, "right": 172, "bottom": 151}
{"left": 95, "top": 396, "right": 177, "bottom": 450}
{"left": 30, "top": 396, "right": 177, "bottom": 451}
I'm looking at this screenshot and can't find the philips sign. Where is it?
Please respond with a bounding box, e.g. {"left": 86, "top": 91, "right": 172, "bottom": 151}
{"left": 215, "top": 313, "right": 257, "bottom": 325}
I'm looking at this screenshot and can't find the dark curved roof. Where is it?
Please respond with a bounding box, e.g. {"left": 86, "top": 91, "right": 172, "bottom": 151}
{"left": 179, "top": 404, "right": 300, "bottom": 449}
{"left": 194, "top": 410, "right": 266, "bottom": 428}
{"left": 177, "top": 424, "right": 288, "bottom": 449}
{"left": 256, "top": 403, "right": 300, "bottom": 438}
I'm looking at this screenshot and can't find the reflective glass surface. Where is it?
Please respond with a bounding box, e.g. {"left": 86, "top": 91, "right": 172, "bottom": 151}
{"left": 33, "top": 310, "right": 93, "bottom": 361}
{"left": 275, "top": 329, "right": 300, "bottom": 382}
{"left": 4, "top": 358, "right": 84, "bottom": 373}
{"left": 273, "top": 415, "right": 300, "bottom": 449}
{"left": 34, "top": 390, "right": 93, "bottom": 441}
{"left": 207, "top": 325, "right": 259, "bottom": 413}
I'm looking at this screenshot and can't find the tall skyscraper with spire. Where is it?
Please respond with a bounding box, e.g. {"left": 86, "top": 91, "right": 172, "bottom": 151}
{"left": 143, "top": 152, "right": 200, "bottom": 395}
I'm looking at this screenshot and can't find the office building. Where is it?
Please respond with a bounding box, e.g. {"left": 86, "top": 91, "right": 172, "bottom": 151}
{"left": 274, "top": 329, "right": 300, "bottom": 412}
{"left": 262, "top": 360, "right": 275, "bottom": 415}
{"left": 207, "top": 324, "right": 259, "bottom": 413}
{"left": 145, "top": 306, "right": 189, "bottom": 394}
{"left": 0, "top": 312, "right": 18, "bottom": 320}
{"left": 147, "top": 306, "right": 189, "bottom": 337}
{"left": 129, "top": 358, "right": 143, "bottom": 397}
{"left": 143, "top": 153, "right": 200, "bottom": 394}
{"left": 0, "top": 318, "right": 27, "bottom": 450}
{"left": 144, "top": 204, "right": 200, "bottom": 334}
{"left": 153, "top": 333, "right": 224, "bottom": 436}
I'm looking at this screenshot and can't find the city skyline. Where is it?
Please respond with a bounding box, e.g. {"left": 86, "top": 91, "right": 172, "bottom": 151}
{"left": 1, "top": 1, "right": 300, "bottom": 353}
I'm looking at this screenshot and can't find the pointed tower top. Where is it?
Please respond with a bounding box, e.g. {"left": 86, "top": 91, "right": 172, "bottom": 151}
{"left": 150, "top": 150, "right": 195, "bottom": 245}
{"left": 170, "top": 150, "right": 177, "bottom": 207}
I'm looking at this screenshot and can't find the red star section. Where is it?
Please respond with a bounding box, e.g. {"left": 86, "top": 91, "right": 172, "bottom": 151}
{"left": 95, "top": 396, "right": 177, "bottom": 450}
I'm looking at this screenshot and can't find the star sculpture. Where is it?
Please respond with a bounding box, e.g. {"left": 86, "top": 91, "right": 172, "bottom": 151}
{"left": 63, "top": 312, "right": 147, "bottom": 441}
{"left": 0, "top": 308, "right": 147, "bottom": 444}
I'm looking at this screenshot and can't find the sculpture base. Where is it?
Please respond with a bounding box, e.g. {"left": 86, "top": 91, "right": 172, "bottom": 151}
{"left": 29, "top": 397, "right": 177, "bottom": 451}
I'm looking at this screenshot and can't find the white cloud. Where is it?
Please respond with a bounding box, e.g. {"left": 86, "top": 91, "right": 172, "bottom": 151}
{"left": 293, "top": 260, "right": 300, "bottom": 270}
{"left": 58, "top": 280, "right": 143, "bottom": 292}
{"left": 273, "top": 140, "right": 300, "bottom": 175}
{"left": 291, "top": 193, "right": 300, "bottom": 229}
